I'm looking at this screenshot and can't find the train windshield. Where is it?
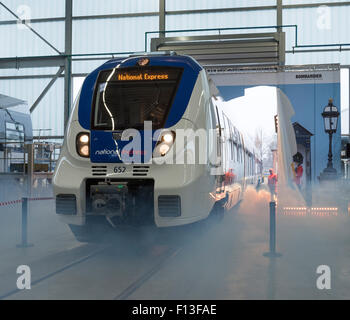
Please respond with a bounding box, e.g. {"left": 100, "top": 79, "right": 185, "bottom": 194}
{"left": 92, "top": 67, "right": 183, "bottom": 130}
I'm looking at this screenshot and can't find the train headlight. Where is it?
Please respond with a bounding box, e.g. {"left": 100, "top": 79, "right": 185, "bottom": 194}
{"left": 159, "top": 144, "right": 170, "bottom": 156}
{"left": 162, "top": 133, "right": 174, "bottom": 144}
{"left": 153, "top": 131, "right": 175, "bottom": 157}
{"left": 76, "top": 132, "right": 90, "bottom": 158}
{"left": 79, "top": 134, "right": 89, "bottom": 144}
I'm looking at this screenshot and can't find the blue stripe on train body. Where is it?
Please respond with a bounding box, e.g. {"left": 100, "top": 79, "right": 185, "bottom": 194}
{"left": 77, "top": 55, "right": 203, "bottom": 163}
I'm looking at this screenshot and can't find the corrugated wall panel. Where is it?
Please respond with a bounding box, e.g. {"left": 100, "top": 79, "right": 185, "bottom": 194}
{"left": 166, "top": 10, "right": 276, "bottom": 32}
{"left": 73, "top": 59, "right": 117, "bottom": 75}
{"left": 166, "top": 0, "right": 276, "bottom": 11}
{"left": 0, "top": 67, "right": 60, "bottom": 77}
{"left": 0, "top": 21, "right": 64, "bottom": 57}
{"left": 284, "top": 6, "right": 350, "bottom": 65}
{"left": 283, "top": 0, "right": 342, "bottom": 4}
{"left": 0, "top": 0, "right": 65, "bottom": 20}
{"left": 286, "top": 51, "right": 350, "bottom": 66}
{"left": 1, "top": 1, "right": 350, "bottom": 139}
{"left": 73, "top": 0, "right": 158, "bottom": 16}
{"left": 0, "top": 78, "right": 64, "bottom": 136}
{"left": 72, "top": 16, "right": 158, "bottom": 54}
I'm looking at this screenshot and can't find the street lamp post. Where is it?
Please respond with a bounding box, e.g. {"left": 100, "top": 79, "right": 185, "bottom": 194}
{"left": 319, "top": 98, "right": 340, "bottom": 181}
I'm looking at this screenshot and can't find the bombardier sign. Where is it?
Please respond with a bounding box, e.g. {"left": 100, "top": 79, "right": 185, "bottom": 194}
{"left": 296, "top": 74, "right": 322, "bottom": 80}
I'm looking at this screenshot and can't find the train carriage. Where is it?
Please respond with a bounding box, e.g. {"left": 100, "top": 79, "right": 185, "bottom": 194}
{"left": 53, "top": 52, "right": 261, "bottom": 239}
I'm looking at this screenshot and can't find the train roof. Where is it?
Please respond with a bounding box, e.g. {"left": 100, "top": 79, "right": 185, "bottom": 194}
{"left": 100, "top": 52, "right": 203, "bottom": 73}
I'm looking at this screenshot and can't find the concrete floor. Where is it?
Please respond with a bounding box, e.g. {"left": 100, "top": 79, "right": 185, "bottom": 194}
{"left": 1, "top": 184, "right": 350, "bottom": 300}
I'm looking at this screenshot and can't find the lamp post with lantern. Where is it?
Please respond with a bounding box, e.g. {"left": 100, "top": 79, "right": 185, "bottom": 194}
{"left": 319, "top": 98, "right": 340, "bottom": 181}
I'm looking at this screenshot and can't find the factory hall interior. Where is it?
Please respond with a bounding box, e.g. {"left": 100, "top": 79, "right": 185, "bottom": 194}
{"left": 3, "top": 0, "right": 350, "bottom": 303}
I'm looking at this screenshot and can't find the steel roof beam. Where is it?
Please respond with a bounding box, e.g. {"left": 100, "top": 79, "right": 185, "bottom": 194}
{"left": 0, "top": 56, "right": 66, "bottom": 69}
{"left": 0, "top": 1, "right": 61, "bottom": 54}
{"left": 30, "top": 66, "right": 64, "bottom": 113}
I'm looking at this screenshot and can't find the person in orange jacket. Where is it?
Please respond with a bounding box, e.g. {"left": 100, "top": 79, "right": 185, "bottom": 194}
{"left": 293, "top": 152, "right": 304, "bottom": 190}
{"left": 224, "top": 169, "right": 235, "bottom": 186}
{"left": 268, "top": 168, "right": 278, "bottom": 197}
{"left": 294, "top": 163, "right": 303, "bottom": 189}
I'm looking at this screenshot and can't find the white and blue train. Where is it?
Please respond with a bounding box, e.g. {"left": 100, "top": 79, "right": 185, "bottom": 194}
{"left": 53, "top": 53, "right": 261, "bottom": 239}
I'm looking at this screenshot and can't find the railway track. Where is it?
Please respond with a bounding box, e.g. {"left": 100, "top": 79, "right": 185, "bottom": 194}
{"left": 0, "top": 232, "right": 185, "bottom": 300}
{"left": 0, "top": 210, "right": 218, "bottom": 300}
{"left": 114, "top": 246, "right": 181, "bottom": 300}
{"left": 0, "top": 245, "right": 108, "bottom": 300}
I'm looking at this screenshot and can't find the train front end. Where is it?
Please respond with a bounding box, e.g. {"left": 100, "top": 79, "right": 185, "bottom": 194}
{"left": 53, "top": 54, "right": 217, "bottom": 229}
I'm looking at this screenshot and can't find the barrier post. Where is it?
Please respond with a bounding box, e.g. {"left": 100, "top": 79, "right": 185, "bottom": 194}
{"left": 16, "top": 197, "right": 33, "bottom": 248}
{"left": 263, "top": 201, "right": 281, "bottom": 258}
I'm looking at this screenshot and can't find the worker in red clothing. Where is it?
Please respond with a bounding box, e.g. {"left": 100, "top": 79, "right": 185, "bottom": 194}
{"left": 224, "top": 169, "right": 235, "bottom": 186}
{"left": 294, "top": 162, "right": 303, "bottom": 189}
{"left": 293, "top": 152, "right": 304, "bottom": 190}
{"left": 268, "top": 168, "right": 278, "bottom": 198}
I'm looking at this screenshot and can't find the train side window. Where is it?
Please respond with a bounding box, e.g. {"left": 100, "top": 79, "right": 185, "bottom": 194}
{"left": 234, "top": 143, "right": 238, "bottom": 162}
{"left": 5, "top": 122, "right": 24, "bottom": 147}
{"left": 250, "top": 154, "right": 252, "bottom": 174}
{"left": 207, "top": 100, "right": 217, "bottom": 163}
{"left": 6, "top": 122, "right": 24, "bottom": 140}
{"left": 231, "top": 141, "right": 235, "bottom": 161}
{"left": 215, "top": 106, "right": 221, "bottom": 136}
{"left": 247, "top": 153, "right": 249, "bottom": 174}
{"left": 228, "top": 122, "right": 235, "bottom": 156}
{"left": 247, "top": 154, "right": 249, "bottom": 174}
{"left": 249, "top": 155, "right": 251, "bottom": 175}
{"left": 208, "top": 100, "right": 216, "bottom": 129}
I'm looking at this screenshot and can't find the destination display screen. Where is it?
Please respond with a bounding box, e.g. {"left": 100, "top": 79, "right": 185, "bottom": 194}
{"left": 97, "top": 67, "right": 182, "bottom": 83}
{"left": 117, "top": 73, "right": 169, "bottom": 81}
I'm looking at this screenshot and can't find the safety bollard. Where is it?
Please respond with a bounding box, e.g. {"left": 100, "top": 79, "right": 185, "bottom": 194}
{"left": 263, "top": 201, "right": 281, "bottom": 258}
{"left": 16, "top": 197, "right": 34, "bottom": 248}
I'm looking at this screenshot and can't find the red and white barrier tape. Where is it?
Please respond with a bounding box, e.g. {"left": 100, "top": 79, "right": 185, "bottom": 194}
{"left": 0, "top": 199, "right": 22, "bottom": 207}
{"left": 0, "top": 197, "right": 54, "bottom": 207}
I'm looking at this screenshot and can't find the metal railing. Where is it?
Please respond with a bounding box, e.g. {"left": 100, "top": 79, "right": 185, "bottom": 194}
{"left": 0, "top": 142, "right": 27, "bottom": 176}
{"left": 0, "top": 141, "right": 62, "bottom": 176}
